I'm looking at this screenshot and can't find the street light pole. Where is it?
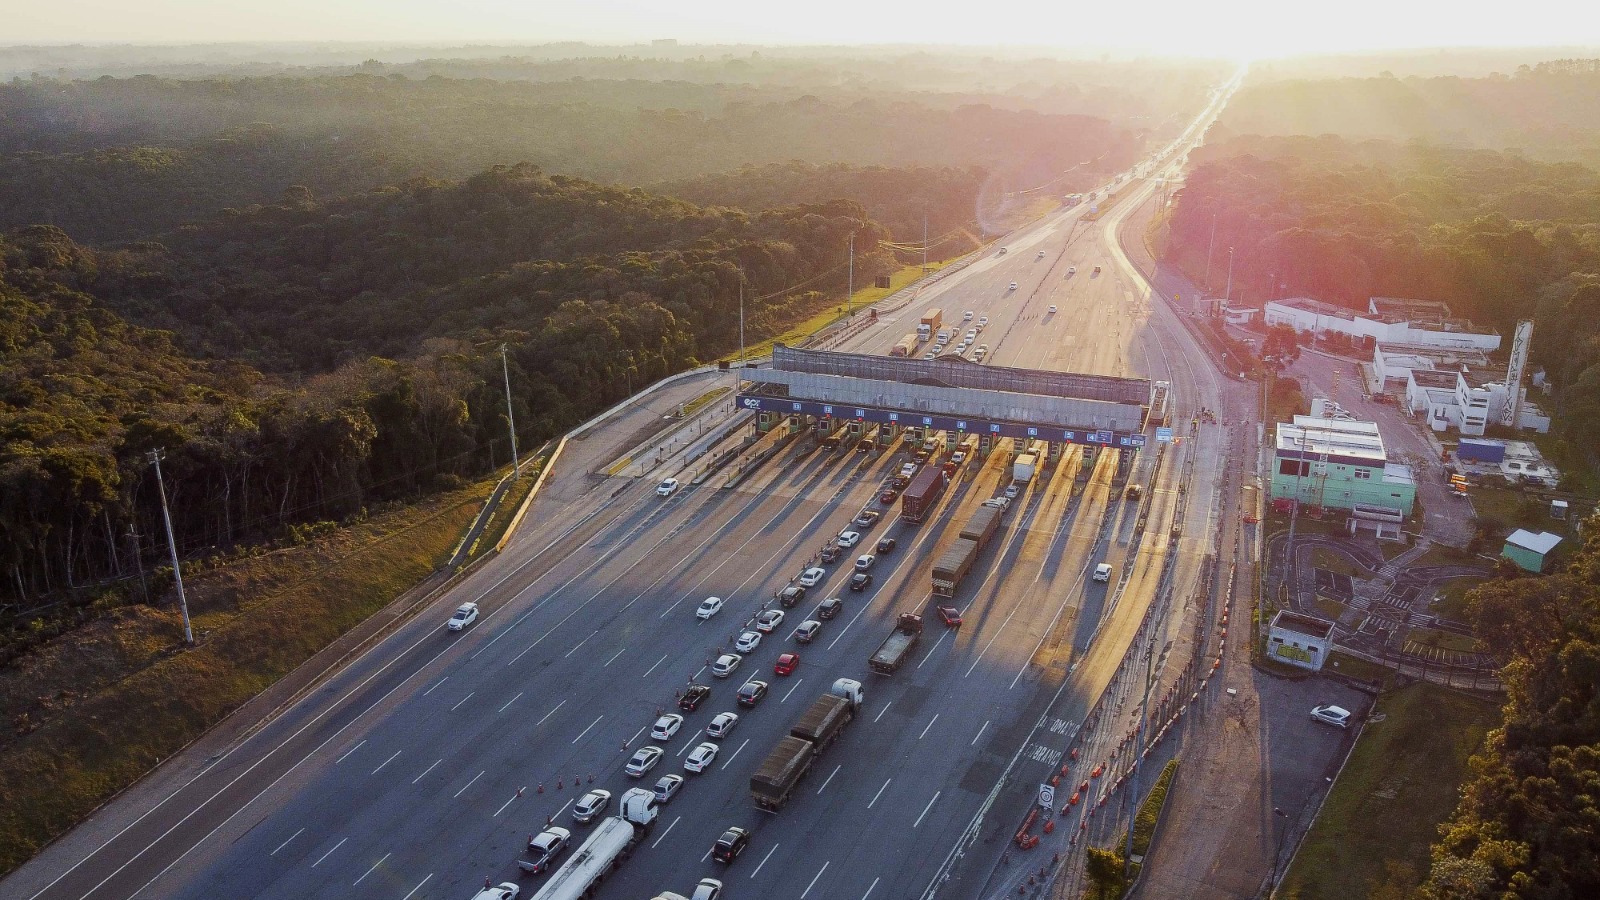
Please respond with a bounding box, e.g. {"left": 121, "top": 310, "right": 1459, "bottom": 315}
{"left": 149, "top": 450, "right": 193, "bottom": 646}
{"left": 1224, "top": 246, "right": 1236, "bottom": 304}
{"left": 1204, "top": 212, "right": 1218, "bottom": 292}
{"left": 1267, "top": 807, "right": 1290, "bottom": 895}
{"left": 499, "top": 344, "right": 520, "bottom": 479}
{"left": 846, "top": 232, "right": 855, "bottom": 317}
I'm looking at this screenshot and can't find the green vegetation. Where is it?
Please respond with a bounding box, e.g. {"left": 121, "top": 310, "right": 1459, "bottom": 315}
{"left": 0, "top": 477, "right": 490, "bottom": 871}
{"left": 1326, "top": 651, "right": 1394, "bottom": 686}
{"left": 680, "top": 387, "right": 731, "bottom": 419}
{"left": 1281, "top": 683, "right": 1498, "bottom": 900}
{"left": 1082, "top": 759, "right": 1179, "bottom": 898}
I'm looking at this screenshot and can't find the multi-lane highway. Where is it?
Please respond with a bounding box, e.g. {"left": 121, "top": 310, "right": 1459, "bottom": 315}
{"left": 10, "top": 73, "right": 1245, "bottom": 900}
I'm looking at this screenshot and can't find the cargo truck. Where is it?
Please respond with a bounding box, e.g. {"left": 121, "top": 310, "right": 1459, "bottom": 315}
{"left": 890, "top": 333, "right": 918, "bottom": 357}
{"left": 750, "top": 679, "right": 865, "bottom": 811}
{"left": 932, "top": 538, "right": 979, "bottom": 597}
{"left": 820, "top": 423, "right": 849, "bottom": 449}
{"left": 900, "top": 464, "right": 948, "bottom": 523}
{"left": 917, "top": 309, "right": 942, "bottom": 342}
{"left": 868, "top": 613, "right": 924, "bottom": 674}
{"left": 961, "top": 505, "right": 1003, "bottom": 547}
{"left": 527, "top": 788, "right": 658, "bottom": 900}
{"left": 1012, "top": 453, "right": 1038, "bottom": 483}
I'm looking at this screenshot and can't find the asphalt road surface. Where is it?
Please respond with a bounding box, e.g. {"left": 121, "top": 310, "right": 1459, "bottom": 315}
{"left": 7, "top": 75, "right": 1245, "bottom": 900}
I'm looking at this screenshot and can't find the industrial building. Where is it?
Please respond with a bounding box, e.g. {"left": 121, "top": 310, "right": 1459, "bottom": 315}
{"left": 1263, "top": 296, "right": 1500, "bottom": 352}
{"left": 1268, "top": 611, "right": 1336, "bottom": 671}
{"left": 1502, "top": 530, "right": 1562, "bottom": 573}
{"left": 1271, "top": 415, "right": 1416, "bottom": 534}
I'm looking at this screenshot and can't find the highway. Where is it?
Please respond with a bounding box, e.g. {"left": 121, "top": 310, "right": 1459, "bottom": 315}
{"left": 9, "top": 73, "right": 1244, "bottom": 900}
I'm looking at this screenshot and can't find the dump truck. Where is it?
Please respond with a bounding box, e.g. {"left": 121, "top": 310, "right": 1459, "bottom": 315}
{"left": 750, "top": 679, "right": 865, "bottom": 811}
{"left": 890, "top": 333, "right": 918, "bottom": 357}
{"left": 527, "top": 788, "right": 658, "bottom": 900}
{"left": 901, "top": 464, "right": 948, "bottom": 524}
{"left": 917, "top": 309, "right": 943, "bottom": 342}
{"left": 932, "top": 538, "right": 979, "bottom": 597}
{"left": 868, "top": 613, "right": 924, "bottom": 674}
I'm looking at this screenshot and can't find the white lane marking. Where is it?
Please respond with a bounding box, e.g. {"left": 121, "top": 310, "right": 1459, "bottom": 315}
{"left": 494, "top": 789, "right": 526, "bottom": 817}
{"left": 816, "top": 764, "right": 841, "bottom": 795}
{"left": 411, "top": 759, "right": 442, "bottom": 784}
{"left": 627, "top": 725, "right": 648, "bottom": 747}
{"left": 918, "top": 714, "right": 940, "bottom": 740}
{"left": 720, "top": 738, "right": 750, "bottom": 770}
{"left": 562, "top": 629, "right": 598, "bottom": 659}
{"left": 269, "top": 828, "right": 303, "bottom": 857}
{"left": 677, "top": 738, "right": 696, "bottom": 758}
{"left": 873, "top": 702, "right": 892, "bottom": 723}
{"left": 334, "top": 740, "right": 366, "bottom": 764}
{"left": 868, "top": 778, "right": 892, "bottom": 809}
{"left": 861, "top": 876, "right": 880, "bottom": 900}
{"left": 499, "top": 692, "right": 524, "bottom": 713}
{"left": 310, "top": 837, "right": 346, "bottom": 868}
{"left": 352, "top": 852, "right": 389, "bottom": 885}
{"left": 534, "top": 699, "right": 567, "bottom": 728}
{"left": 453, "top": 771, "right": 484, "bottom": 799}
{"left": 643, "top": 653, "right": 669, "bottom": 677}
{"left": 570, "top": 715, "right": 604, "bottom": 745}
{"left": 421, "top": 677, "right": 448, "bottom": 697}
{"left": 779, "top": 677, "right": 805, "bottom": 702}
{"left": 800, "top": 861, "right": 831, "bottom": 899}
{"left": 692, "top": 665, "right": 707, "bottom": 680}
{"left": 917, "top": 628, "right": 954, "bottom": 668}
{"left": 552, "top": 798, "right": 573, "bottom": 818}
{"left": 450, "top": 692, "right": 475, "bottom": 712}
{"left": 400, "top": 873, "right": 432, "bottom": 900}
{"left": 651, "top": 815, "right": 681, "bottom": 848}
{"left": 914, "top": 790, "right": 941, "bottom": 828}
{"left": 972, "top": 720, "right": 990, "bottom": 746}
{"left": 604, "top": 647, "right": 627, "bottom": 666}
{"left": 371, "top": 751, "right": 401, "bottom": 775}
{"left": 749, "top": 843, "right": 779, "bottom": 879}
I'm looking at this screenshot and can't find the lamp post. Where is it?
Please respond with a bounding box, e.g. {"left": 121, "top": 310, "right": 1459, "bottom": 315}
{"left": 149, "top": 450, "right": 193, "bottom": 645}
{"left": 1224, "top": 246, "right": 1236, "bottom": 304}
{"left": 499, "top": 344, "right": 520, "bottom": 479}
{"left": 846, "top": 232, "right": 855, "bottom": 317}
{"left": 1203, "top": 212, "right": 1218, "bottom": 292}
{"left": 1267, "top": 807, "right": 1290, "bottom": 895}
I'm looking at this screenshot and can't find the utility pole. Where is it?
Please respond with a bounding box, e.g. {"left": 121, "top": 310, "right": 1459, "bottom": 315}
{"left": 126, "top": 525, "right": 149, "bottom": 604}
{"left": 922, "top": 211, "right": 928, "bottom": 273}
{"left": 1224, "top": 245, "right": 1236, "bottom": 304}
{"left": 1268, "top": 807, "right": 1290, "bottom": 894}
{"left": 738, "top": 277, "right": 746, "bottom": 370}
{"left": 846, "top": 232, "right": 855, "bottom": 317}
{"left": 1204, "top": 212, "right": 1218, "bottom": 292}
{"left": 499, "top": 344, "right": 520, "bottom": 479}
{"left": 1123, "top": 635, "right": 1157, "bottom": 881}
{"left": 149, "top": 450, "right": 193, "bottom": 646}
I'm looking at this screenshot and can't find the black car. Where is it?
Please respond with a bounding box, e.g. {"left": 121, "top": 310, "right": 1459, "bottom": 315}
{"left": 820, "top": 545, "right": 841, "bottom": 564}
{"left": 817, "top": 597, "right": 843, "bottom": 620}
{"left": 890, "top": 474, "right": 910, "bottom": 490}
{"left": 876, "top": 537, "right": 897, "bottom": 554}
{"left": 736, "top": 680, "right": 769, "bottom": 707}
{"left": 850, "top": 573, "right": 874, "bottom": 592}
{"left": 779, "top": 585, "right": 806, "bottom": 608}
{"left": 713, "top": 826, "right": 752, "bottom": 863}
{"left": 678, "top": 683, "right": 711, "bottom": 712}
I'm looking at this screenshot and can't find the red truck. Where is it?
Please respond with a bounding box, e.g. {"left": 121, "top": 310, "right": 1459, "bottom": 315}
{"left": 900, "top": 463, "right": 948, "bottom": 523}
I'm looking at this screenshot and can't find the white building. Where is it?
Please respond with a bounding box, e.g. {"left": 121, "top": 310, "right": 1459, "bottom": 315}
{"left": 1264, "top": 296, "right": 1500, "bottom": 352}
{"left": 1268, "top": 611, "right": 1336, "bottom": 671}
{"left": 1400, "top": 366, "right": 1551, "bottom": 436}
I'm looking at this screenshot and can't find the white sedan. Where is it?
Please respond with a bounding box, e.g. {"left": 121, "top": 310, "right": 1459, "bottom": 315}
{"left": 656, "top": 478, "right": 679, "bottom": 497}
{"left": 798, "top": 567, "right": 827, "bottom": 588}
{"left": 684, "top": 742, "right": 720, "bottom": 773}
{"left": 837, "top": 530, "right": 862, "bottom": 548}
{"left": 696, "top": 596, "right": 724, "bottom": 620}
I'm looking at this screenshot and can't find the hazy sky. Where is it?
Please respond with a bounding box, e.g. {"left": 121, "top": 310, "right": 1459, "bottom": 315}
{"left": 9, "top": 0, "right": 1599, "bottom": 58}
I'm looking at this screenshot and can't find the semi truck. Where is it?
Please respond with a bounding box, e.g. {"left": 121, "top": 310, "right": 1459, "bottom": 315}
{"left": 931, "top": 505, "right": 1004, "bottom": 595}
{"left": 961, "top": 504, "right": 1003, "bottom": 547}
{"left": 527, "top": 788, "right": 658, "bottom": 900}
{"left": 917, "top": 309, "right": 943, "bottom": 342}
{"left": 901, "top": 464, "right": 948, "bottom": 523}
{"left": 1012, "top": 453, "right": 1038, "bottom": 483}
{"left": 868, "top": 613, "right": 924, "bottom": 674}
{"left": 750, "top": 679, "right": 865, "bottom": 811}
{"left": 890, "top": 333, "right": 918, "bottom": 357}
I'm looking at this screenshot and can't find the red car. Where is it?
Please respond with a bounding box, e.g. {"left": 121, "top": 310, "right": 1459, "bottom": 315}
{"left": 937, "top": 605, "right": 963, "bottom": 628}
{"left": 774, "top": 653, "right": 800, "bottom": 676}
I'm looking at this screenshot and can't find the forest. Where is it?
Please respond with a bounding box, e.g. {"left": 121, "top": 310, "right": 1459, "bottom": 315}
{"left": 1162, "top": 133, "right": 1600, "bottom": 458}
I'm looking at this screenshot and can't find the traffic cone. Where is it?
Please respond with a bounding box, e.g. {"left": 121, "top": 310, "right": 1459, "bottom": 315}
{"left": 537, "top": 783, "right": 544, "bottom": 793}
{"left": 556, "top": 778, "right": 563, "bottom": 790}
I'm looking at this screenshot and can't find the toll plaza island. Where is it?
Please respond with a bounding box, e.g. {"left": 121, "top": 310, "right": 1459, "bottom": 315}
{"left": 738, "top": 345, "right": 1161, "bottom": 468}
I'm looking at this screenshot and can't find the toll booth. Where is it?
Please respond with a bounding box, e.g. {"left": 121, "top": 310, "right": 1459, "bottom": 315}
{"left": 814, "top": 416, "right": 833, "bottom": 438}
{"left": 786, "top": 415, "right": 805, "bottom": 434}
{"left": 903, "top": 427, "right": 923, "bottom": 448}
{"left": 1046, "top": 440, "right": 1063, "bottom": 464}
{"left": 757, "top": 411, "right": 779, "bottom": 434}
{"left": 878, "top": 422, "right": 897, "bottom": 447}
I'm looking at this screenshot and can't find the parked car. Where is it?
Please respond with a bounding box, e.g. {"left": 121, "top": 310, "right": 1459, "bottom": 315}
{"left": 678, "top": 683, "right": 711, "bottom": 712}
{"left": 712, "top": 827, "right": 752, "bottom": 863}
{"left": 684, "top": 742, "right": 720, "bottom": 773}
{"left": 651, "top": 713, "right": 684, "bottom": 740}
{"left": 572, "top": 789, "right": 611, "bottom": 823}
{"left": 625, "top": 746, "right": 664, "bottom": 777}
{"left": 736, "top": 680, "right": 769, "bottom": 707}
{"left": 734, "top": 631, "right": 762, "bottom": 653}
{"left": 656, "top": 478, "right": 679, "bottom": 497}
{"left": 446, "top": 602, "right": 479, "bottom": 631}
{"left": 696, "top": 596, "right": 724, "bottom": 620}
{"left": 795, "top": 620, "right": 822, "bottom": 643}
{"left": 1310, "top": 704, "right": 1352, "bottom": 728}
{"left": 817, "top": 597, "right": 843, "bottom": 620}
{"left": 774, "top": 652, "right": 800, "bottom": 676}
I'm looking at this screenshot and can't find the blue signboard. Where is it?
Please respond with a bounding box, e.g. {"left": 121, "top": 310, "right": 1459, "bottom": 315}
{"left": 1156, "top": 426, "right": 1174, "bottom": 443}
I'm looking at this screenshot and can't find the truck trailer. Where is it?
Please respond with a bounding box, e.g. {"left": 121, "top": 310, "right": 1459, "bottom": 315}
{"left": 960, "top": 505, "right": 1003, "bottom": 547}
{"left": 527, "top": 788, "right": 658, "bottom": 900}
{"left": 868, "top": 613, "right": 924, "bottom": 674}
{"left": 750, "top": 679, "right": 865, "bottom": 811}
{"left": 901, "top": 465, "right": 948, "bottom": 523}
{"left": 890, "top": 333, "right": 918, "bottom": 357}
{"left": 932, "top": 539, "right": 979, "bottom": 597}
{"left": 1012, "top": 453, "right": 1038, "bottom": 484}
{"left": 917, "top": 309, "right": 943, "bottom": 342}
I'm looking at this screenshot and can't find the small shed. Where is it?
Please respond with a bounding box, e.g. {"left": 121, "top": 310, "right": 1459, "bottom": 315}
{"left": 1268, "top": 611, "right": 1336, "bottom": 672}
{"left": 1502, "top": 529, "right": 1562, "bottom": 573}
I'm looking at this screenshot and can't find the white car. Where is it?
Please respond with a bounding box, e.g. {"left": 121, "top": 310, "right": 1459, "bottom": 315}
{"left": 572, "top": 789, "right": 611, "bottom": 823}
{"left": 1037, "top": 249, "right": 1046, "bottom": 258}
{"left": 963, "top": 310, "right": 974, "bottom": 321}
{"left": 923, "top": 351, "right": 938, "bottom": 360}
{"left": 754, "top": 609, "right": 785, "bottom": 633}
{"left": 653, "top": 773, "right": 685, "bottom": 803}
{"left": 855, "top": 554, "right": 875, "bottom": 571}
{"left": 734, "top": 630, "right": 763, "bottom": 653}
{"left": 965, "top": 329, "right": 977, "bottom": 341}
{"left": 656, "top": 478, "right": 679, "bottom": 497}
{"left": 978, "top": 316, "right": 989, "bottom": 326}
{"left": 651, "top": 713, "right": 684, "bottom": 741}
{"left": 706, "top": 711, "right": 740, "bottom": 739}
{"left": 1048, "top": 305, "right": 1058, "bottom": 314}
{"left": 690, "top": 878, "right": 724, "bottom": 900}
{"left": 1093, "top": 563, "right": 1113, "bottom": 582}
{"left": 798, "top": 567, "right": 827, "bottom": 588}
{"left": 1067, "top": 266, "right": 1076, "bottom": 275}
{"left": 837, "top": 530, "right": 862, "bottom": 548}
{"left": 684, "top": 742, "right": 720, "bottom": 773}
{"left": 1310, "top": 704, "right": 1352, "bottom": 728}
{"left": 446, "top": 602, "right": 479, "bottom": 632}
{"left": 625, "top": 745, "right": 664, "bottom": 777}
{"left": 711, "top": 653, "right": 742, "bottom": 678}
{"left": 696, "top": 596, "right": 724, "bottom": 620}
{"left": 472, "top": 884, "right": 520, "bottom": 900}
{"left": 1008, "top": 281, "right": 1018, "bottom": 291}
{"left": 898, "top": 463, "right": 918, "bottom": 478}
{"left": 1004, "top": 483, "right": 1021, "bottom": 499}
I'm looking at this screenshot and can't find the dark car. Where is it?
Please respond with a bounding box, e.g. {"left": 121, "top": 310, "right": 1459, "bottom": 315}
{"left": 820, "top": 545, "right": 841, "bottom": 564}
{"left": 678, "top": 683, "right": 712, "bottom": 712}
{"left": 817, "top": 597, "right": 843, "bottom": 620}
{"left": 850, "top": 573, "right": 874, "bottom": 592}
{"left": 937, "top": 605, "right": 963, "bottom": 628}
{"left": 878, "top": 489, "right": 898, "bottom": 504}
{"left": 736, "top": 680, "right": 769, "bottom": 707}
{"left": 779, "top": 585, "right": 806, "bottom": 608}
{"left": 712, "top": 826, "right": 751, "bottom": 863}
{"left": 876, "top": 537, "right": 897, "bottom": 554}
{"left": 890, "top": 475, "right": 911, "bottom": 490}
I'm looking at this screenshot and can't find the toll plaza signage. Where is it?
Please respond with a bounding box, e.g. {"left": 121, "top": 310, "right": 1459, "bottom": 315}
{"left": 738, "top": 394, "right": 1145, "bottom": 449}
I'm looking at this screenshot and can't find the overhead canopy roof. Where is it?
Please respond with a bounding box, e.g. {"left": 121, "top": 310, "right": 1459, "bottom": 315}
{"left": 772, "top": 345, "right": 1152, "bottom": 406}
